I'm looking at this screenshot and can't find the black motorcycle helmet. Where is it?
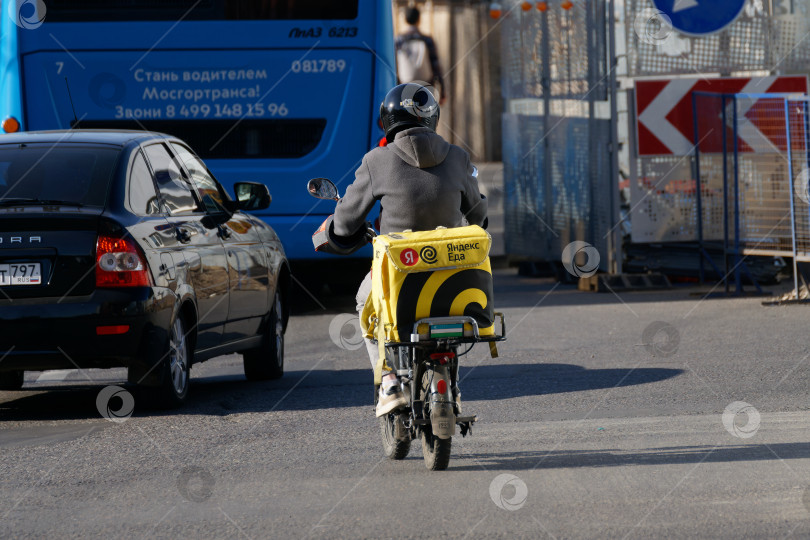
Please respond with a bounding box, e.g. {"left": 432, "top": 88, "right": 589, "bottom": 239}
{"left": 379, "top": 82, "right": 440, "bottom": 142}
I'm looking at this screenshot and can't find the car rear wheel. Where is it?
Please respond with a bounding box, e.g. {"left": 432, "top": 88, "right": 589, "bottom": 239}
{"left": 150, "top": 316, "right": 191, "bottom": 408}
{"left": 243, "top": 290, "right": 284, "bottom": 381}
{"left": 0, "top": 371, "right": 24, "bottom": 390}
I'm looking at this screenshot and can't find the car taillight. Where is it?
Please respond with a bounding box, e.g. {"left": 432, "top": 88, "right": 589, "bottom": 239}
{"left": 96, "top": 235, "right": 151, "bottom": 287}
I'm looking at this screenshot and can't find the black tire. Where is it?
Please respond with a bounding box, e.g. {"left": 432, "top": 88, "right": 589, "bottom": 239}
{"left": 379, "top": 414, "right": 411, "bottom": 460}
{"left": 244, "top": 290, "right": 284, "bottom": 381}
{"left": 153, "top": 316, "right": 191, "bottom": 408}
{"left": 0, "top": 371, "right": 24, "bottom": 390}
{"left": 420, "top": 368, "right": 452, "bottom": 470}
{"left": 421, "top": 426, "right": 452, "bottom": 471}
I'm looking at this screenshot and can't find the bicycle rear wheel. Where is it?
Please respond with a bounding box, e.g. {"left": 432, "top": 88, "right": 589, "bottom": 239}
{"left": 420, "top": 369, "right": 451, "bottom": 470}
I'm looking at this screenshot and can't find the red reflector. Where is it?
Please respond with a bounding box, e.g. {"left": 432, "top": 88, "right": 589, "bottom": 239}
{"left": 96, "top": 325, "right": 130, "bottom": 335}
{"left": 378, "top": 136, "right": 387, "bottom": 147}
{"left": 436, "top": 379, "right": 447, "bottom": 395}
{"left": 430, "top": 352, "right": 456, "bottom": 362}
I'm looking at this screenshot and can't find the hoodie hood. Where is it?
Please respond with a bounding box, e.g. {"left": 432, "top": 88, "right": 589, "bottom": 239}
{"left": 388, "top": 127, "right": 451, "bottom": 169}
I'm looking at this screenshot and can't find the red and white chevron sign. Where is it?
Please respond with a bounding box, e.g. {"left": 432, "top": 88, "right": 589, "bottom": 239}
{"left": 635, "top": 76, "right": 808, "bottom": 156}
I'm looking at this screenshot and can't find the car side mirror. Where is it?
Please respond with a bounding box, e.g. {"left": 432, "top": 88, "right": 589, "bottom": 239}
{"left": 234, "top": 182, "right": 271, "bottom": 211}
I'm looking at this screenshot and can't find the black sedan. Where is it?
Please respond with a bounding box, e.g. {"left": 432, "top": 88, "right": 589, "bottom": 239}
{"left": 0, "top": 130, "right": 290, "bottom": 407}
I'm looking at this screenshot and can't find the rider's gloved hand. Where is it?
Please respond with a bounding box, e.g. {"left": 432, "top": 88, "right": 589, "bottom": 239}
{"left": 332, "top": 221, "right": 371, "bottom": 248}
{"left": 313, "top": 216, "right": 371, "bottom": 255}
{"left": 364, "top": 222, "right": 377, "bottom": 242}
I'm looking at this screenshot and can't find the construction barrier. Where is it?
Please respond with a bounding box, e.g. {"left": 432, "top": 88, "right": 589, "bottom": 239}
{"left": 693, "top": 92, "right": 809, "bottom": 294}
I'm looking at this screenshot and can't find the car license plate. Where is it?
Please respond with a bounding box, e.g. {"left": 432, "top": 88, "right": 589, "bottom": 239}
{"left": 0, "top": 263, "right": 42, "bottom": 285}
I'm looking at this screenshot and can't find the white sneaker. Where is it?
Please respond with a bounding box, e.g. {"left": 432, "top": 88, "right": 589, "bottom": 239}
{"left": 376, "top": 385, "right": 408, "bottom": 417}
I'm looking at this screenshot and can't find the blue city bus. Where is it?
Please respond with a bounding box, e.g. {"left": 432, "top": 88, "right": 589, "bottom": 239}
{"left": 0, "top": 0, "right": 395, "bottom": 260}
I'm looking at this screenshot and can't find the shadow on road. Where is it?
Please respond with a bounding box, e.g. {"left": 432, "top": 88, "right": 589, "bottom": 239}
{"left": 0, "top": 363, "right": 681, "bottom": 422}
{"left": 289, "top": 265, "right": 786, "bottom": 314}
{"left": 451, "top": 442, "right": 810, "bottom": 471}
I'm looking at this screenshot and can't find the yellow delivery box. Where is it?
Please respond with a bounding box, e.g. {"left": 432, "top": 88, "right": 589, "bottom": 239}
{"left": 362, "top": 226, "right": 495, "bottom": 379}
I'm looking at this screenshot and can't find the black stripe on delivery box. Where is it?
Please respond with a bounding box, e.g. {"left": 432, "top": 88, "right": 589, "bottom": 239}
{"left": 395, "top": 269, "right": 494, "bottom": 334}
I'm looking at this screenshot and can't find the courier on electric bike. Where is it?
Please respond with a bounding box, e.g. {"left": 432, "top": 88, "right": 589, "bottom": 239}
{"left": 308, "top": 82, "right": 505, "bottom": 470}
{"left": 308, "top": 176, "right": 505, "bottom": 471}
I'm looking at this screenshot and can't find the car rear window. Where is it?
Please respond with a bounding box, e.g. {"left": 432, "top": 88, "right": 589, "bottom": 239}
{"left": 0, "top": 145, "right": 119, "bottom": 207}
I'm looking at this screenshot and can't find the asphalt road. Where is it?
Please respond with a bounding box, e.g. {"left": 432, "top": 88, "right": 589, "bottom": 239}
{"left": 2, "top": 268, "right": 810, "bottom": 539}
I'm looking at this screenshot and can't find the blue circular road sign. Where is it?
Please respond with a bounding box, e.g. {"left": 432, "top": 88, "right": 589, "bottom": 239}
{"left": 651, "top": 0, "right": 747, "bottom": 36}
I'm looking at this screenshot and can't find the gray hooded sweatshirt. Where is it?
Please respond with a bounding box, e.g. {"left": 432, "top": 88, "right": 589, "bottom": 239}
{"left": 333, "top": 127, "right": 487, "bottom": 238}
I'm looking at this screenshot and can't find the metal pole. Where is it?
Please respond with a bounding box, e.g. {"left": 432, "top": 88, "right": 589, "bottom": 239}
{"left": 587, "top": 0, "right": 597, "bottom": 249}
{"left": 785, "top": 97, "right": 800, "bottom": 299}
{"left": 721, "top": 95, "right": 730, "bottom": 295}
{"left": 732, "top": 96, "right": 742, "bottom": 294}
{"left": 693, "top": 92, "right": 705, "bottom": 285}
{"left": 541, "top": 2, "right": 553, "bottom": 257}
{"left": 628, "top": 87, "right": 639, "bottom": 258}
{"left": 801, "top": 98, "right": 810, "bottom": 295}
{"left": 607, "top": 0, "right": 622, "bottom": 274}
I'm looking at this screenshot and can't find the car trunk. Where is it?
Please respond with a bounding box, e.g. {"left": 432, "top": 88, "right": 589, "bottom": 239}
{"left": 0, "top": 208, "right": 103, "bottom": 299}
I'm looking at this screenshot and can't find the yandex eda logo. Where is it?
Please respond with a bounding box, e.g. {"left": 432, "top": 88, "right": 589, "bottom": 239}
{"left": 399, "top": 241, "right": 484, "bottom": 265}
{"left": 447, "top": 241, "right": 480, "bottom": 262}
{"left": 420, "top": 246, "right": 438, "bottom": 264}
{"left": 400, "top": 248, "right": 419, "bottom": 266}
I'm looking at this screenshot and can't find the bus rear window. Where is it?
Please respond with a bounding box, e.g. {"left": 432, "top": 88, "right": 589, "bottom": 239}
{"left": 79, "top": 119, "right": 328, "bottom": 160}
{"left": 45, "top": 0, "right": 358, "bottom": 21}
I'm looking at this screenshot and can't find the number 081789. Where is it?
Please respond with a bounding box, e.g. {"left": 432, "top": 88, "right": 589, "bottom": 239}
{"left": 291, "top": 59, "right": 347, "bottom": 74}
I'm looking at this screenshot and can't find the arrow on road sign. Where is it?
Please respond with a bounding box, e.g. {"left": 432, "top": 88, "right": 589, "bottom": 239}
{"left": 653, "top": 0, "right": 745, "bottom": 35}
{"left": 635, "top": 76, "right": 809, "bottom": 156}
{"left": 672, "top": 0, "right": 698, "bottom": 13}
{"left": 637, "top": 79, "right": 695, "bottom": 156}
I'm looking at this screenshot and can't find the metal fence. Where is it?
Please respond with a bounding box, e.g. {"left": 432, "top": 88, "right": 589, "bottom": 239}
{"left": 500, "top": 0, "right": 615, "bottom": 269}
{"left": 786, "top": 97, "right": 810, "bottom": 293}
{"left": 625, "top": 0, "right": 810, "bottom": 77}
{"left": 626, "top": 0, "right": 810, "bottom": 256}
{"left": 501, "top": 0, "right": 810, "bottom": 276}
{"left": 501, "top": 0, "right": 608, "bottom": 100}
{"left": 502, "top": 113, "right": 546, "bottom": 256}
{"left": 503, "top": 113, "right": 612, "bottom": 261}
{"left": 693, "top": 93, "right": 809, "bottom": 292}
{"left": 629, "top": 152, "right": 704, "bottom": 243}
